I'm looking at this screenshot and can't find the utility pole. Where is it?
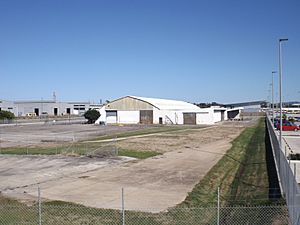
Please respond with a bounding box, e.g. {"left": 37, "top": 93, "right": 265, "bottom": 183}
{"left": 279, "top": 38, "right": 288, "bottom": 149}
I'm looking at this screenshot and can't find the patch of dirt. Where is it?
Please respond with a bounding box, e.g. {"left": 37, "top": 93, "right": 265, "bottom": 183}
{"left": 117, "top": 125, "right": 244, "bottom": 153}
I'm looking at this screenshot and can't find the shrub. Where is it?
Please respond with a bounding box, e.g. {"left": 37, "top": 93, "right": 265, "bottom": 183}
{"left": 83, "top": 109, "right": 100, "bottom": 124}
{"left": 0, "top": 110, "right": 15, "bottom": 120}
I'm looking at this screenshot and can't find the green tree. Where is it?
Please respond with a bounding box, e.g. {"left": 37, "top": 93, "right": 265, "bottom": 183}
{"left": 0, "top": 110, "right": 15, "bottom": 120}
{"left": 83, "top": 109, "right": 100, "bottom": 124}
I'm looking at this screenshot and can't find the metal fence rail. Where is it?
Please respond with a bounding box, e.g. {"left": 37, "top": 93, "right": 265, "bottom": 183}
{"left": 0, "top": 117, "right": 86, "bottom": 125}
{"left": 266, "top": 116, "right": 300, "bottom": 224}
{"left": 0, "top": 203, "right": 290, "bottom": 225}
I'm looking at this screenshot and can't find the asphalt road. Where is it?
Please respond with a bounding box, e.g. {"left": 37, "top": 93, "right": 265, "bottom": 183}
{"left": 282, "top": 131, "right": 300, "bottom": 154}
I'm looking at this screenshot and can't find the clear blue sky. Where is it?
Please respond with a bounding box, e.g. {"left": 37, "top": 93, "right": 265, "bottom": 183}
{"left": 0, "top": 0, "right": 299, "bottom": 104}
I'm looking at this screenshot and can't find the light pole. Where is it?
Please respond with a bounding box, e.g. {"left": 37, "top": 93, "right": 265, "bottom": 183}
{"left": 268, "top": 84, "right": 272, "bottom": 113}
{"left": 272, "top": 71, "right": 277, "bottom": 125}
{"left": 279, "top": 38, "right": 288, "bottom": 149}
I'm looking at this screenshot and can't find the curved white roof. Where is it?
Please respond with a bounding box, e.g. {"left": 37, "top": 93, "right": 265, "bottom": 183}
{"left": 130, "top": 96, "right": 200, "bottom": 111}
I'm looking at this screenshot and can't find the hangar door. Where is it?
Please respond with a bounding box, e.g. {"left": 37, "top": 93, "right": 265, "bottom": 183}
{"left": 228, "top": 110, "right": 239, "bottom": 119}
{"left": 140, "top": 110, "right": 153, "bottom": 124}
{"left": 106, "top": 110, "right": 117, "bottom": 123}
{"left": 183, "top": 113, "right": 196, "bottom": 125}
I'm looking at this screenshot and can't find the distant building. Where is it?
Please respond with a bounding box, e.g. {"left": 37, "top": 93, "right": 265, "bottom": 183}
{"left": 225, "top": 101, "right": 265, "bottom": 113}
{"left": 0, "top": 100, "right": 102, "bottom": 117}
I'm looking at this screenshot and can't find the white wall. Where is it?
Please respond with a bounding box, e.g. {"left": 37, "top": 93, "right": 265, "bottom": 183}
{"left": 224, "top": 111, "right": 228, "bottom": 121}
{"left": 154, "top": 108, "right": 217, "bottom": 125}
{"left": 213, "top": 111, "right": 222, "bottom": 123}
{"left": 96, "top": 107, "right": 140, "bottom": 124}
{"left": 153, "top": 109, "right": 183, "bottom": 124}
{"left": 117, "top": 111, "right": 140, "bottom": 124}
{"left": 196, "top": 108, "right": 215, "bottom": 125}
{"left": 107, "top": 115, "right": 117, "bottom": 123}
{"left": 95, "top": 106, "right": 107, "bottom": 124}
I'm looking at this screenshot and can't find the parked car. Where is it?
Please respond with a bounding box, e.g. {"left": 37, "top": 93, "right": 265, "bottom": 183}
{"left": 276, "top": 121, "right": 300, "bottom": 131}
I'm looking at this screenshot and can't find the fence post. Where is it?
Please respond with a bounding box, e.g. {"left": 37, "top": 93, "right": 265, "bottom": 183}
{"left": 293, "top": 163, "right": 297, "bottom": 224}
{"left": 38, "top": 186, "right": 42, "bottom": 225}
{"left": 285, "top": 146, "right": 287, "bottom": 157}
{"left": 0, "top": 126, "right": 2, "bottom": 154}
{"left": 115, "top": 136, "right": 118, "bottom": 156}
{"left": 55, "top": 135, "right": 58, "bottom": 155}
{"left": 122, "top": 188, "right": 125, "bottom": 225}
{"left": 217, "top": 187, "right": 220, "bottom": 225}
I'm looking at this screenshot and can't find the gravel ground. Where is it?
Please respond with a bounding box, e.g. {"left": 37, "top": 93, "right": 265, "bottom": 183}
{"left": 0, "top": 124, "right": 152, "bottom": 147}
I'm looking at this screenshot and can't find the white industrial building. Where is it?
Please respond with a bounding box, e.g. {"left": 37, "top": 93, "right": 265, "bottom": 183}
{"left": 96, "top": 96, "right": 233, "bottom": 125}
{"left": 0, "top": 99, "right": 102, "bottom": 117}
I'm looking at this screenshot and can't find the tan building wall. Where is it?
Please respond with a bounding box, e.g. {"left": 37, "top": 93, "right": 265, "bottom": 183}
{"left": 106, "top": 97, "right": 154, "bottom": 111}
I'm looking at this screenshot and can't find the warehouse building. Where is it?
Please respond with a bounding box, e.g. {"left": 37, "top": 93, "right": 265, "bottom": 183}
{"left": 96, "top": 96, "right": 229, "bottom": 125}
{"left": 0, "top": 99, "right": 102, "bottom": 117}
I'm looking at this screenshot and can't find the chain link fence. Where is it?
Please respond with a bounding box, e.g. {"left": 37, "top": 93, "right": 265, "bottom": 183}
{"left": 0, "top": 122, "right": 148, "bottom": 157}
{"left": 0, "top": 202, "right": 290, "bottom": 225}
{"left": 266, "top": 115, "right": 300, "bottom": 224}
{"left": 0, "top": 116, "right": 86, "bottom": 125}
{"left": 0, "top": 132, "right": 118, "bottom": 158}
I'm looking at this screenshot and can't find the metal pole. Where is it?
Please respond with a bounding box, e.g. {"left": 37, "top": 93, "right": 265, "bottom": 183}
{"left": 285, "top": 145, "right": 287, "bottom": 158}
{"left": 38, "top": 186, "right": 42, "bottom": 225}
{"left": 272, "top": 71, "right": 276, "bottom": 125}
{"left": 293, "top": 163, "right": 296, "bottom": 224}
{"left": 122, "top": 188, "right": 125, "bottom": 225}
{"left": 279, "top": 38, "right": 288, "bottom": 149}
{"left": 267, "top": 84, "right": 272, "bottom": 115}
{"left": 0, "top": 126, "right": 2, "bottom": 154}
{"left": 279, "top": 40, "right": 282, "bottom": 149}
{"left": 217, "top": 187, "right": 220, "bottom": 225}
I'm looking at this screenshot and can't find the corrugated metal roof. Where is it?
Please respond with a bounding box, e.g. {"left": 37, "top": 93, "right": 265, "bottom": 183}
{"left": 129, "top": 96, "right": 200, "bottom": 111}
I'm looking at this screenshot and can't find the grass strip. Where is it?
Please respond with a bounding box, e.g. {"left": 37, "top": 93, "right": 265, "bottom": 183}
{"left": 0, "top": 144, "right": 161, "bottom": 160}
{"left": 178, "top": 118, "right": 281, "bottom": 207}
{"left": 118, "top": 149, "right": 161, "bottom": 159}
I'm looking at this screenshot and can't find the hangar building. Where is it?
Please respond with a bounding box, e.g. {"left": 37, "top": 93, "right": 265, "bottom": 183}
{"left": 96, "top": 96, "right": 229, "bottom": 125}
